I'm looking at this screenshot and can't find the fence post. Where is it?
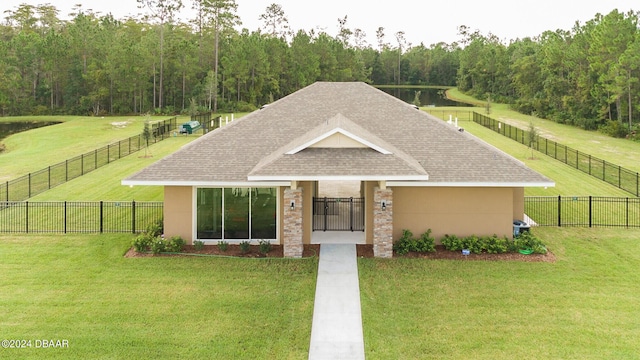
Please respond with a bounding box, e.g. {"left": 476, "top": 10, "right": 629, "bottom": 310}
{"left": 557, "top": 195, "right": 562, "bottom": 227}
{"left": 132, "top": 200, "right": 136, "bottom": 233}
{"left": 64, "top": 201, "right": 67, "bottom": 234}
{"left": 589, "top": 195, "right": 593, "bottom": 227}
{"left": 626, "top": 198, "right": 629, "bottom": 228}
{"left": 25, "top": 201, "right": 29, "bottom": 233}
{"left": 100, "top": 201, "right": 104, "bottom": 233}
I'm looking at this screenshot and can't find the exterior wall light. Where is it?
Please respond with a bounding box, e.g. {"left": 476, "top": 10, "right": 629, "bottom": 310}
{"left": 381, "top": 200, "right": 387, "bottom": 211}
{"left": 290, "top": 201, "right": 295, "bottom": 210}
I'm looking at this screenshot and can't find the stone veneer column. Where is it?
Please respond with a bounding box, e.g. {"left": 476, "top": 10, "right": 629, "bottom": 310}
{"left": 283, "top": 187, "right": 303, "bottom": 258}
{"left": 373, "top": 187, "right": 393, "bottom": 258}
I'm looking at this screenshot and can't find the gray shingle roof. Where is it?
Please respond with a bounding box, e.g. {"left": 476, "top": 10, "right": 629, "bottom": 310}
{"left": 123, "top": 82, "right": 553, "bottom": 186}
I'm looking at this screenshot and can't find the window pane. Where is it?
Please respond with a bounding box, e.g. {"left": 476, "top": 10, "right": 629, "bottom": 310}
{"left": 224, "top": 188, "right": 249, "bottom": 239}
{"left": 251, "top": 187, "right": 277, "bottom": 239}
{"left": 197, "top": 188, "right": 222, "bottom": 239}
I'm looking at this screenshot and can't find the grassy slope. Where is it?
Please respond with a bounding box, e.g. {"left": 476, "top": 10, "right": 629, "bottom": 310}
{"left": 360, "top": 226, "right": 640, "bottom": 359}
{"left": 0, "top": 115, "right": 190, "bottom": 182}
{"left": 445, "top": 89, "right": 640, "bottom": 172}
{"left": 0, "top": 234, "right": 317, "bottom": 359}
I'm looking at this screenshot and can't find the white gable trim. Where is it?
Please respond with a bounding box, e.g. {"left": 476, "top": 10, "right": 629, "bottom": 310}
{"left": 285, "top": 127, "right": 392, "bottom": 155}
{"left": 386, "top": 181, "right": 556, "bottom": 188}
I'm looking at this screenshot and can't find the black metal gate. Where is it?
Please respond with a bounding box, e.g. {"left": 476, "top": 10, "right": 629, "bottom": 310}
{"left": 312, "top": 197, "right": 365, "bottom": 231}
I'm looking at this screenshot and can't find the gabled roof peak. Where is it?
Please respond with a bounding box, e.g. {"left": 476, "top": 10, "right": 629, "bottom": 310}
{"left": 286, "top": 113, "right": 391, "bottom": 155}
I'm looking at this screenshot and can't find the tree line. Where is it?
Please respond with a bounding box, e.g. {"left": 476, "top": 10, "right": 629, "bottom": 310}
{"left": 0, "top": 2, "right": 638, "bottom": 137}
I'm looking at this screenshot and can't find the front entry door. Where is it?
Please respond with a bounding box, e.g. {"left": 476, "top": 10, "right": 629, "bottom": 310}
{"left": 312, "top": 197, "right": 364, "bottom": 231}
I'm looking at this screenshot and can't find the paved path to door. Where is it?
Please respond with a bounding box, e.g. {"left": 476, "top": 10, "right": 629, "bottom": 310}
{"left": 308, "top": 244, "right": 365, "bottom": 359}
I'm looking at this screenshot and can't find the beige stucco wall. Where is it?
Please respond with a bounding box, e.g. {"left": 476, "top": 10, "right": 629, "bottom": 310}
{"left": 164, "top": 186, "right": 193, "bottom": 243}
{"left": 392, "top": 187, "right": 515, "bottom": 243}
{"left": 512, "top": 187, "right": 525, "bottom": 221}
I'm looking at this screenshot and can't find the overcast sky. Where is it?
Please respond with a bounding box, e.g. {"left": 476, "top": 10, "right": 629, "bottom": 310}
{"left": 2, "top": 0, "right": 638, "bottom": 46}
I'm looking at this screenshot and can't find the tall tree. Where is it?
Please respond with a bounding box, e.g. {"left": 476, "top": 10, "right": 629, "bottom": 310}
{"left": 137, "top": 0, "right": 183, "bottom": 110}
{"left": 191, "top": 0, "right": 239, "bottom": 112}
{"left": 259, "top": 3, "right": 291, "bottom": 41}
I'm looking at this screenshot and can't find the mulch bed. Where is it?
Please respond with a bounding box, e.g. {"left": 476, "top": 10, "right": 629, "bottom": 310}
{"left": 126, "top": 244, "right": 554, "bottom": 262}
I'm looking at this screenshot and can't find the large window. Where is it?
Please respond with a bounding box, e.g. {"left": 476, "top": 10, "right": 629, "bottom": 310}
{"left": 197, "top": 187, "right": 277, "bottom": 240}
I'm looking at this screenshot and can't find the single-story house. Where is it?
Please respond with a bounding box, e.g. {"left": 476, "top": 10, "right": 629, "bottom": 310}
{"left": 122, "top": 82, "right": 554, "bottom": 258}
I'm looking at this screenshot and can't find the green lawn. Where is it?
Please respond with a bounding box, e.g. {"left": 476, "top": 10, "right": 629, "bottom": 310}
{"left": 359, "top": 226, "right": 640, "bottom": 359}
{"left": 0, "top": 115, "right": 190, "bottom": 182}
{"left": 0, "top": 234, "right": 317, "bottom": 359}
{"left": 445, "top": 89, "right": 640, "bottom": 173}
{"left": 29, "top": 135, "right": 197, "bottom": 201}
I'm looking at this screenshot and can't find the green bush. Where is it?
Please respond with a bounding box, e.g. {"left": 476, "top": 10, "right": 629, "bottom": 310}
{"left": 514, "top": 232, "right": 547, "bottom": 254}
{"left": 239, "top": 240, "right": 251, "bottom": 254}
{"left": 393, "top": 229, "right": 416, "bottom": 255}
{"left": 165, "top": 236, "right": 186, "bottom": 252}
{"left": 150, "top": 237, "right": 167, "bottom": 254}
{"left": 462, "top": 234, "right": 483, "bottom": 254}
{"left": 393, "top": 229, "right": 435, "bottom": 255}
{"left": 194, "top": 240, "right": 205, "bottom": 251}
{"left": 145, "top": 218, "right": 163, "bottom": 237}
{"left": 258, "top": 239, "right": 272, "bottom": 254}
{"left": 132, "top": 233, "right": 154, "bottom": 253}
{"left": 217, "top": 240, "right": 229, "bottom": 252}
{"left": 441, "top": 234, "right": 463, "bottom": 251}
{"left": 484, "top": 234, "right": 510, "bottom": 254}
{"left": 599, "top": 120, "right": 629, "bottom": 138}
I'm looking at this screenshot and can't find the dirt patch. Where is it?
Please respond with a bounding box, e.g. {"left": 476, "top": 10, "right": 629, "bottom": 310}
{"left": 126, "top": 244, "right": 553, "bottom": 262}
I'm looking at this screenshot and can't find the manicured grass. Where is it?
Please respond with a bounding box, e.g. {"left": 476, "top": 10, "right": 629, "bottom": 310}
{"left": 445, "top": 89, "right": 640, "bottom": 173}
{"left": 0, "top": 115, "right": 189, "bottom": 182}
{"left": 359, "top": 227, "right": 640, "bottom": 359}
{"left": 30, "top": 135, "right": 197, "bottom": 201}
{"left": 0, "top": 234, "right": 317, "bottom": 359}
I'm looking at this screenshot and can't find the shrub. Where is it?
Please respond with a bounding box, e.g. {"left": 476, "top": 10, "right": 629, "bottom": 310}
{"left": 484, "top": 234, "right": 510, "bottom": 254}
{"left": 194, "top": 240, "right": 205, "bottom": 251}
{"left": 462, "top": 234, "right": 483, "bottom": 254}
{"left": 441, "top": 234, "right": 463, "bottom": 251}
{"left": 258, "top": 239, "right": 272, "bottom": 254}
{"left": 393, "top": 229, "right": 415, "bottom": 255}
{"left": 145, "top": 218, "right": 163, "bottom": 237}
{"left": 416, "top": 230, "right": 436, "bottom": 253}
{"left": 514, "top": 232, "right": 547, "bottom": 254}
{"left": 132, "top": 233, "right": 154, "bottom": 253}
{"left": 150, "top": 237, "right": 167, "bottom": 254}
{"left": 393, "top": 229, "right": 435, "bottom": 255}
{"left": 239, "top": 240, "right": 251, "bottom": 254}
{"left": 165, "top": 236, "right": 186, "bottom": 252}
{"left": 599, "top": 120, "right": 629, "bottom": 138}
{"left": 217, "top": 240, "right": 229, "bottom": 252}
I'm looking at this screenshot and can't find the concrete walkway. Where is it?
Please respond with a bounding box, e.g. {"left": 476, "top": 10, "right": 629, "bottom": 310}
{"left": 308, "top": 244, "right": 365, "bottom": 360}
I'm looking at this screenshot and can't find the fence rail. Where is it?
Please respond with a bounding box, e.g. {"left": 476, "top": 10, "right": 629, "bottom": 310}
{"left": 0, "top": 201, "right": 162, "bottom": 233}
{"left": 525, "top": 196, "right": 640, "bottom": 228}
{"left": 0, "top": 196, "right": 638, "bottom": 233}
{"left": 472, "top": 112, "right": 640, "bottom": 197}
{"left": 0, "top": 117, "right": 177, "bottom": 202}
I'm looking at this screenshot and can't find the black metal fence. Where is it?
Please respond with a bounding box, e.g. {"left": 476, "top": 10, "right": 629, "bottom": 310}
{"left": 312, "top": 197, "right": 365, "bottom": 231}
{"left": 0, "top": 117, "right": 177, "bottom": 202}
{"left": 525, "top": 196, "right": 640, "bottom": 228}
{"left": 0, "top": 201, "right": 162, "bottom": 233}
{"left": 190, "top": 112, "right": 221, "bottom": 134}
{"left": 472, "top": 112, "right": 640, "bottom": 197}
{"left": 0, "top": 196, "right": 638, "bottom": 233}
{"left": 424, "top": 109, "right": 473, "bottom": 122}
